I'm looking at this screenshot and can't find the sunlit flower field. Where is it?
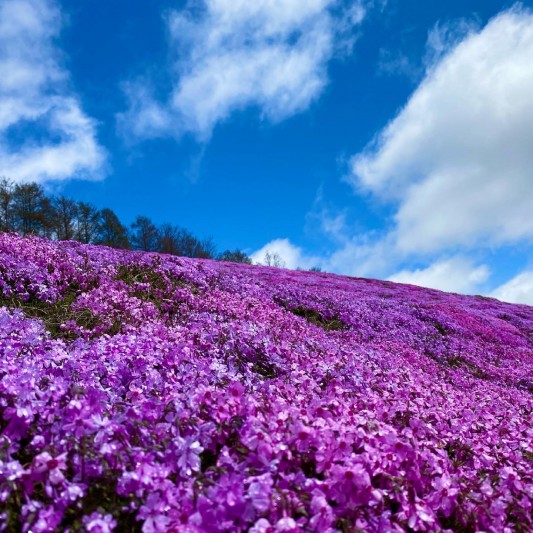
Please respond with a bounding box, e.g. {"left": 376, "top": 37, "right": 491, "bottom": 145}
{"left": 1, "top": 233, "right": 532, "bottom": 532}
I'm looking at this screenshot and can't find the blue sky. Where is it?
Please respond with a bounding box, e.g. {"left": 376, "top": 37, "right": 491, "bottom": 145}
{"left": 2, "top": 0, "right": 533, "bottom": 304}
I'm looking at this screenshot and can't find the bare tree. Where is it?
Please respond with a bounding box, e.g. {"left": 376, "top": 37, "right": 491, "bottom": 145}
{"left": 187, "top": 235, "right": 216, "bottom": 259}
{"left": 158, "top": 224, "right": 181, "bottom": 255}
{"left": 175, "top": 228, "right": 216, "bottom": 259}
{"left": 12, "top": 183, "right": 49, "bottom": 236}
{"left": 51, "top": 195, "right": 78, "bottom": 241}
{"left": 96, "top": 208, "right": 130, "bottom": 249}
{"left": 198, "top": 238, "right": 217, "bottom": 259}
{"left": 263, "top": 251, "right": 286, "bottom": 268}
{"left": 157, "top": 224, "right": 216, "bottom": 258}
{"left": 218, "top": 249, "right": 252, "bottom": 264}
{"left": 0, "top": 178, "right": 15, "bottom": 232}
{"left": 75, "top": 202, "right": 100, "bottom": 244}
{"left": 39, "top": 196, "right": 55, "bottom": 239}
{"left": 0, "top": 178, "right": 226, "bottom": 259}
{"left": 130, "top": 216, "right": 160, "bottom": 252}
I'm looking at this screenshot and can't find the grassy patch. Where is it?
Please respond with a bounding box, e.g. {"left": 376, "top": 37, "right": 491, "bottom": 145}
{"left": 115, "top": 262, "right": 200, "bottom": 309}
{"left": 444, "top": 440, "right": 474, "bottom": 468}
{"left": 115, "top": 262, "right": 169, "bottom": 290}
{"left": 290, "top": 306, "right": 347, "bottom": 331}
{"left": 275, "top": 298, "right": 347, "bottom": 332}
{"left": 446, "top": 355, "right": 491, "bottom": 380}
{"left": 433, "top": 321, "right": 448, "bottom": 336}
{"left": 0, "top": 290, "right": 97, "bottom": 340}
{"left": 425, "top": 350, "right": 491, "bottom": 381}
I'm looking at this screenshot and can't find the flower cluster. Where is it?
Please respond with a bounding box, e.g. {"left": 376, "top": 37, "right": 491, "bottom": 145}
{"left": 1, "top": 233, "right": 532, "bottom": 532}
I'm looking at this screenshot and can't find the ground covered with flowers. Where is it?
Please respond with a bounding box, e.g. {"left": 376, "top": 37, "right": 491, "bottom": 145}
{"left": 0, "top": 234, "right": 532, "bottom": 532}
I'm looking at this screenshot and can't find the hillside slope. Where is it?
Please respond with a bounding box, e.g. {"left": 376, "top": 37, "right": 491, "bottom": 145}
{"left": 1, "top": 233, "right": 532, "bottom": 532}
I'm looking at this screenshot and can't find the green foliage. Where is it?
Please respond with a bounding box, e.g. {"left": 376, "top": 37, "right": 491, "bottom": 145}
{"left": 274, "top": 298, "right": 348, "bottom": 331}
{"left": 0, "top": 290, "right": 95, "bottom": 340}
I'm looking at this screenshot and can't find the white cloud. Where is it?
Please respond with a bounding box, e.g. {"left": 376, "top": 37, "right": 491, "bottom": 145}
{"left": 491, "top": 271, "right": 533, "bottom": 305}
{"left": 388, "top": 257, "right": 490, "bottom": 294}
{"left": 377, "top": 49, "right": 421, "bottom": 81}
{"left": 423, "top": 18, "right": 478, "bottom": 67}
{"left": 322, "top": 235, "right": 393, "bottom": 278}
{"left": 0, "top": 0, "right": 106, "bottom": 183}
{"left": 318, "top": 210, "right": 349, "bottom": 242}
{"left": 120, "top": 81, "right": 173, "bottom": 141}
{"left": 350, "top": 7, "right": 533, "bottom": 254}
{"left": 305, "top": 191, "right": 350, "bottom": 244}
{"left": 251, "top": 233, "right": 396, "bottom": 279}
{"left": 120, "top": 0, "right": 367, "bottom": 140}
{"left": 251, "top": 238, "right": 321, "bottom": 270}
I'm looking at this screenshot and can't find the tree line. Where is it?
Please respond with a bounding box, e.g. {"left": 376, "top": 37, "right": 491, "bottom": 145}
{"left": 0, "top": 178, "right": 252, "bottom": 263}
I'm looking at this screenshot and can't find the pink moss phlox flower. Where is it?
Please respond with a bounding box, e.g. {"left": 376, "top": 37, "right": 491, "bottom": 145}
{"left": 1, "top": 233, "right": 533, "bottom": 531}
{"left": 82, "top": 512, "right": 117, "bottom": 533}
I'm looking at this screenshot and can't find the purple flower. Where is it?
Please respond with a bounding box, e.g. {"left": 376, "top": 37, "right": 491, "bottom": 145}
{"left": 82, "top": 512, "right": 117, "bottom": 533}
{"left": 247, "top": 474, "right": 273, "bottom": 513}
{"left": 176, "top": 436, "right": 203, "bottom": 477}
{"left": 1, "top": 233, "right": 533, "bottom": 532}
{"left": 249, "top": 518, "right": 273, "bottom": 533}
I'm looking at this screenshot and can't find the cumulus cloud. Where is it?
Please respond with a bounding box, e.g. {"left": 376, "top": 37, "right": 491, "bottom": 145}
{"left": 0, "top": 0, "right": 106, "bottom": 183}
{"left": 251, "top": 238, "right": 321, "bottom": 270}
{"left": 350, "top": 7, "right": 533, "bottom": 254}
{"left": 120, "top": 0, "right": 367, "bottom": 140}
{"left": 388, "top": 257, "right": 490, "bottom": 294}
{"left": 322, "top": 235, "right": 393, "bottom": 278}
{"left": 491, "top": 271, "right": 533, "bottom": 305}
{"left": 251, "top": 232, "right": 396, "bottom": 280}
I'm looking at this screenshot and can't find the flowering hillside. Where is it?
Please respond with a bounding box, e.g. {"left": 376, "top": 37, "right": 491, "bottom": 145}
{"left": 0, "top": 234, "right": 532, "bottom": 532}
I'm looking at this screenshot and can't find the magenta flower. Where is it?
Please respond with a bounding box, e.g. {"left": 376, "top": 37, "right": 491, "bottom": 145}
{"left": 247, "top": 474, "right": 273, "bottom": 513}
{"left": 82, "top": 512, "right": 117, "bottom": 533}
{"left": 1, "top": 233, "right": 533, "bottom": 531}
{"left": 176, "top": 436, "right": 204, "bottom": 477}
